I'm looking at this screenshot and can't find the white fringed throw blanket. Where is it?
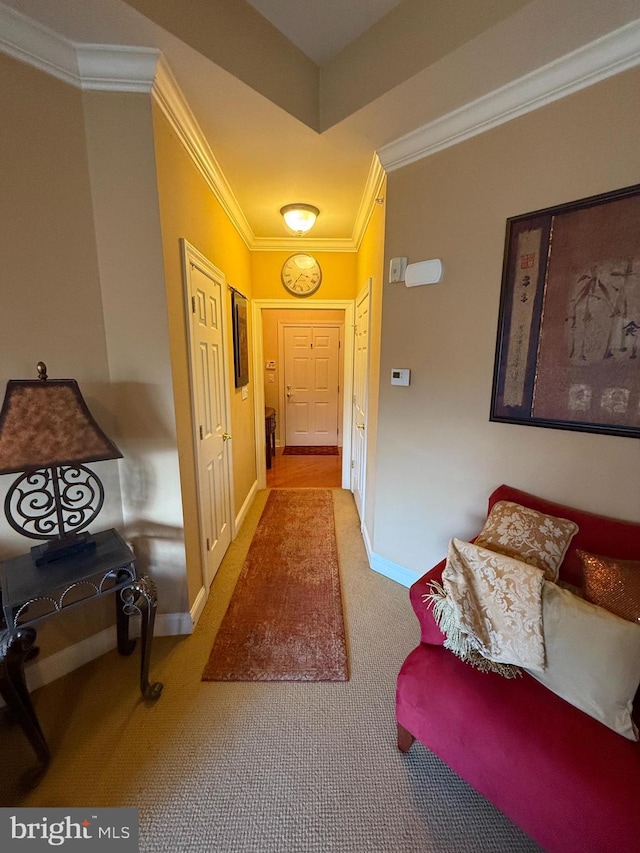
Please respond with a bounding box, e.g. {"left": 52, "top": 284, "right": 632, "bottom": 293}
{"left": 426, "top": 538, "right": 546, "bottom": 678}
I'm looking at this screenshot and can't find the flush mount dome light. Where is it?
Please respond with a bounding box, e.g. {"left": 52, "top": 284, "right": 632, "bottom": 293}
{"left": 280, "top": 203, "right": 319, "bottom": 235}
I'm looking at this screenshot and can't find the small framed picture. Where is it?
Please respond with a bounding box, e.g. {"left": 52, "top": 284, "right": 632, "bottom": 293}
{"left": 490, "top": 184, "right": 640, "bottom": 439}
{"left": 232, "top": 290, "right": 249, "bottom": 388}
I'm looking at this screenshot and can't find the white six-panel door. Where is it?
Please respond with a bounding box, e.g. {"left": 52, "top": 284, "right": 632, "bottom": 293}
{"left": 283, "top": 325, "right": 340, "bottom": 446}
{"left": 183, "top": 243, "right": 233, "bottom": 589}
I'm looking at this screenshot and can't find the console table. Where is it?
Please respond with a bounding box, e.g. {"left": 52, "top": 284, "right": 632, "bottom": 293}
{"left": 0, "top": 528, "right": 163, "bottom": 785}
{"left": 265, "top": 406, "right": 276, "bottom": 469}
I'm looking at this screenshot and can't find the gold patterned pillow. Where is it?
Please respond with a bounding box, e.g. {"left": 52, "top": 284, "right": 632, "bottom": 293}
{"left": 475, "top": 500, "right": 578, "bottom": 582}
{"left": 578, "top": 550, "right": 640, "bottom": 625}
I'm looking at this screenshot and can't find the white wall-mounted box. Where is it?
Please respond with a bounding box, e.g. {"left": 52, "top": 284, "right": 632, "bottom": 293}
{"left": 391, "top": 368, "right": 411, "bottom": 386}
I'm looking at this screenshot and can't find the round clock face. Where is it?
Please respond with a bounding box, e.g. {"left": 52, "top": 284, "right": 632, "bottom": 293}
{"left": 281, "top": 253, "right": 322, "bottom": 297}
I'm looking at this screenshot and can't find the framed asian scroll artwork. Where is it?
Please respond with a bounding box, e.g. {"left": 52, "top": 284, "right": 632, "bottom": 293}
{"left": 490, "top": 184, "right": 640, "bottom": 439}
{"left": 232, "top": 290, "right": 249, "bottom": 388}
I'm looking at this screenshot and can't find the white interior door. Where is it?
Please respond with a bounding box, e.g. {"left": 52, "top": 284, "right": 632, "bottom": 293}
{"left": 184, "top": 244, "right": 233, "bottom": 589}
{"left": 351, "top": 284, "right": 370, "bottom": 522}
{"left": 283, "top": 325, "right": 340, "bottom": 446}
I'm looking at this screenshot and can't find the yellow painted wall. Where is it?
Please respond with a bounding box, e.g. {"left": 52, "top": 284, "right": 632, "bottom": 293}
{"left": 251, "top": 252, "right": 358, "bottom": 301}
{"left": 152, "top": 104, "right": 256, "bottom": 607}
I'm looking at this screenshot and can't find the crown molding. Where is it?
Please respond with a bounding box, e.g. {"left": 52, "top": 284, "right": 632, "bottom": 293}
{"left": 351, "top": 154, "right": 386, "bottom": 250}
{"left": 0, "top": 2, "right": 364, "bottom": 251}
{"left": 76, "top": 45, "right": 160, "bottom": 92}
{"left": 152, "top": 57, "right": 255, "bottom": 249}
{"left": 0, "top": 2, "right": 80, "bottom": 87}
{"left": 250, "top": 236, "right": 357, "bottom": 252}
{"left": 378, "top": 19, "right": 640, "bottom": 172}
{"left": 0, "top": 3, "right": 159, "bottom": 91}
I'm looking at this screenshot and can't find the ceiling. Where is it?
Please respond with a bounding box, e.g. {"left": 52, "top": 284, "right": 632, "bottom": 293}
{"left": 1, "top": 0, "right": 636, "bottom": 247}
{"left": 244, "top": 0, "right": 405, "bottom": 64}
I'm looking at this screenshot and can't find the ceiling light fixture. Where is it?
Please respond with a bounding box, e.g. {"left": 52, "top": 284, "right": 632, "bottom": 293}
{"left": 280, "top": 203, "right": 319, "bottom": 235}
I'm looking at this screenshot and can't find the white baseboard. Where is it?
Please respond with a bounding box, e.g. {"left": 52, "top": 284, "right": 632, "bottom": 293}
{"left": 361, "top": 521, "right": 419, "bottom": 588}
{"left": 369, "top": 551, "right": 420, "bottom": 588}
{"left": 24, "top": 626, "right": 117, "bottom": 694}
{"left": 190, "top": 584, "right": 208, "bottom": 628}
{"left": 156, "top": 610, "right": 194, "bottom": 636}
{"left": 5, "top": 610, "right": 193, "bottom": 701}
{"left": 361, "top": 522, "right": 374, "bottom": 562}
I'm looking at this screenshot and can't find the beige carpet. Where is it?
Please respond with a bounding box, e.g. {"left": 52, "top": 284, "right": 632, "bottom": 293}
{"left": 202, "top": 489, "right": 348, "bottom": 681}
{"left": 0, "top": 489, "right": 540, "bottom": 852}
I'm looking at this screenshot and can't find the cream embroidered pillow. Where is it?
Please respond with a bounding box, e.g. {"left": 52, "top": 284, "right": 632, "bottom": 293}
{"left": 525, "top": 582, "right": 640, "bottom": 740}
{"left": 475, "top": 501, "right": 578, "bottom": 582}
{"left": 442, "top": 539, "right": 545, "bottom": 672}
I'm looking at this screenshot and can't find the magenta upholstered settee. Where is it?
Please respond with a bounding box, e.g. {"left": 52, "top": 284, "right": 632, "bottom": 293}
{"left": 396, "top": 484, "right": 640, "bottom": 853}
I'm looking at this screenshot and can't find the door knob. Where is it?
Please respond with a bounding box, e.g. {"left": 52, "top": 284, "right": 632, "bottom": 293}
{"left": 222, "top": 433, "right": 232, "bottom": 441}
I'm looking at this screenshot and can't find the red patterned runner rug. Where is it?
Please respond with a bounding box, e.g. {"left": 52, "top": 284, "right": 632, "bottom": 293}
{"left": 202, "top": 489, "right": 348, "bottom": 682}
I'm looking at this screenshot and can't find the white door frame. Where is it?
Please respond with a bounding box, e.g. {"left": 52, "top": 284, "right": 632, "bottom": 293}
{"left": 251, "top": 299, "right": 355, "bottom": 489}
{"left": 181, "top": 239, "right": 236, "bottom": 589}
{"left": 278, "top": 322, "right": 343, "bottom": 449}
{"left": 351, "top": 280, "right": 371, "bottom": 524}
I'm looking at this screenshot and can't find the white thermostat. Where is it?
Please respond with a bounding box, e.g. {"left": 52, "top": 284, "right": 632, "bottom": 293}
{"left": 391, "top": 368, "right": 411, "bottom": 386}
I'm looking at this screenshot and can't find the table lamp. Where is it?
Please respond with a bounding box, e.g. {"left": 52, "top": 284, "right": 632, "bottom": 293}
{"left": 0, "top": 363, "right": 122, "bottom": 565}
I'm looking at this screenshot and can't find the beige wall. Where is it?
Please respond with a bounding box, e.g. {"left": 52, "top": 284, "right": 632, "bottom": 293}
{"left": 320, "top": 0, "right": 530, "bottom": 129}
{"left": 152, "top": 104, "right": 256, "bottom": 607}
{"left": 376, "top": 67, "right": 640, "bottom": 578}
{"left": 82, "top": 89, "right": 188, "bottom": 614}
{"left": 125, "top": 0, "right": 319, "bottom": 130}
{"left": 0, "top": 54, "right": 125, "bottom": 648}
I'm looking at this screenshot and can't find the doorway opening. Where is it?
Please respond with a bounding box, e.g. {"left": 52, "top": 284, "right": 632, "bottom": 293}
{"left": 268, "top": 319, "right": 343, "bottom": 488}
{"left": 251, "top": 299, "right": 355, "bottom": 490}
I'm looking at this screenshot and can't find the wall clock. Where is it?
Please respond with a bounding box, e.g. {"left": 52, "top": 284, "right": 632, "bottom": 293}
{"left": 281, "top": 253, "right": 322, "bottom": 297}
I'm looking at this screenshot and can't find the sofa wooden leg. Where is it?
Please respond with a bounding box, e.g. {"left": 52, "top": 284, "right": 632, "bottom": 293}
{"left": 397, "top": 722, "right": 416, "bottom": 753}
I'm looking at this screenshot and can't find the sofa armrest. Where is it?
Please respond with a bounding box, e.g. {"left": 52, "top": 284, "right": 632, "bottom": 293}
{"left": 409, "top": 559, "right": 446, "bottom": 646}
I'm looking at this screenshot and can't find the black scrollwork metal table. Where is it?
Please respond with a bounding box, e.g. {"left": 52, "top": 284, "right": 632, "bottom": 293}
{"left": 0, "top": 528, "right": 163, "bottom": 785}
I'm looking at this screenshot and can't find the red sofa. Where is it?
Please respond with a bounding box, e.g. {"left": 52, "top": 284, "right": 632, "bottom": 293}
{"left": 396, "top": 484, "right": 640, "bottom": 853}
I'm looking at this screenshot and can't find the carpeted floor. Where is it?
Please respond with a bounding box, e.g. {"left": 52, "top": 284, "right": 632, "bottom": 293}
{"left": 0, "top": 489, "right": 541, "bottom": 852}
{"left": 202, "top": 489, "right": 348, "bottom": 681}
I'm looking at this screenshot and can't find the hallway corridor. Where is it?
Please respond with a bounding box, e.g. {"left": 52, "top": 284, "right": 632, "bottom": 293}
{"left": 266, "top": 448, "right": 342, "bottom": 488}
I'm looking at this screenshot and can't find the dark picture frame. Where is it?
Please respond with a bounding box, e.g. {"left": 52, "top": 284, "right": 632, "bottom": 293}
{"left": 490, "top": 184, "right": 640, "bottom": 439}
{"left": 232, "top": 290, "right": 249, "bottom": 388}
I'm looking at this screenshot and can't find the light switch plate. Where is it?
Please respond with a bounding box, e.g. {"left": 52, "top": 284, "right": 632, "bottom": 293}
{"left": 391, "top": 368, "right": 411, "bottom": 386}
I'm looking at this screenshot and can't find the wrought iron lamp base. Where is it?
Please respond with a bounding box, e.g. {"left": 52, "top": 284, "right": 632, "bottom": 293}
{"left": 31, "top": 532, "right": 97, "bottom": 566}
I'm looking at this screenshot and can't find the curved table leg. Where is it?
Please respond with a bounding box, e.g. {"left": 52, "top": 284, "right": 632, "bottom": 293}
{"left": 0, "top": 627, "right": 50, "bottom": 786}
{"left": 115, "top": 569, "right": 137, "bottom": 656}
{"left": 120, "top": 577, "right": 163, "bottom": 700}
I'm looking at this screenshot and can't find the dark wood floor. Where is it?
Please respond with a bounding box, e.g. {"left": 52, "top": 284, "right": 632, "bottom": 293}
{"left": 266, "top": 447, "right": 342, "bottom": 488}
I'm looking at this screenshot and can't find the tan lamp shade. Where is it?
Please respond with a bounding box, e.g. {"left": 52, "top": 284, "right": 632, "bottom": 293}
{"left": 0, "top": 377, "right": 122, "bottom": 475}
